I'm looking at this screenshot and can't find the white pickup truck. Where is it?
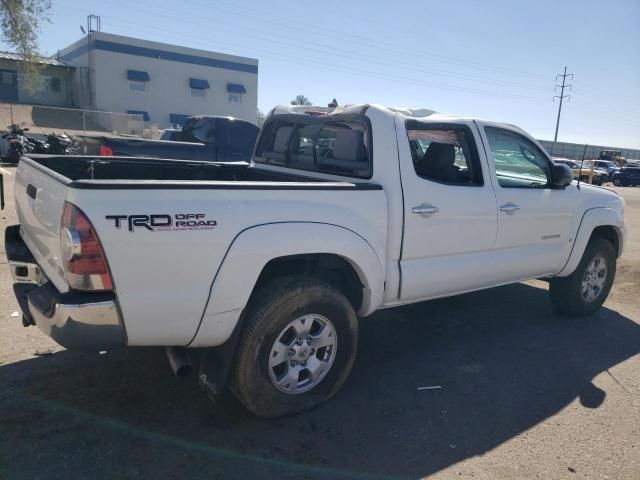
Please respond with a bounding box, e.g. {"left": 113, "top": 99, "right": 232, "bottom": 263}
{"left": 6, "top": 104, "right": 626, "bottom": 417}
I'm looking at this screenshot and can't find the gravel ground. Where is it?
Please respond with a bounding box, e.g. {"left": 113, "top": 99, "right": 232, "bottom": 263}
{"left": 0, "top": 166, "right": 638, "bottom": 480}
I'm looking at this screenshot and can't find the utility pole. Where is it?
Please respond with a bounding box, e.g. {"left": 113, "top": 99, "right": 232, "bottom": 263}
{"left": 553, "top": 66, "right": 573, "bottom": 144}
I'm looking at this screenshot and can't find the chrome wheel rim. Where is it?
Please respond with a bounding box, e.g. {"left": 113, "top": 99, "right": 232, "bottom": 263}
{"left": 268, "top": 314, "right": 337, "bottom": 394}
{"left": 581, "top": 255, "right": 607, "bottom": 303}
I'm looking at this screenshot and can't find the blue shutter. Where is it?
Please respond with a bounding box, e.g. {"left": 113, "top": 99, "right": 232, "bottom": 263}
{"left": 127, "top": 110, "right": 149, "bottom": 121}
{"left": 170, "top": 113, "right": 190, "bottom": 126}
{"left": 189, "top": 78, "right": 210, "bottom": 89}
{"left": 226, "top": 83, "right": 246, "bottom": 94}
{"left": 127, "top": 70, "right": 150, "bottom": 81}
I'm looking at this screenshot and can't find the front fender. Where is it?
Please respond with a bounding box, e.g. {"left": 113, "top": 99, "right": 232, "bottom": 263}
{"left": 556, "top": 207, "right": 626, "bottom": 277}
{"left": 189, "top": 222, "right": 385, "bottom": 347}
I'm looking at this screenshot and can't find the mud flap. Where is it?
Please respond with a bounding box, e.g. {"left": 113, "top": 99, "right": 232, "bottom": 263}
{"left": 197, "top": 311, "right": 245, "bottom": 401}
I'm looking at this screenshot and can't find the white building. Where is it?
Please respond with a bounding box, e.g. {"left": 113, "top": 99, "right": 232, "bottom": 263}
{"left": 57, "top": 31, "right": 258, "bottom": 127}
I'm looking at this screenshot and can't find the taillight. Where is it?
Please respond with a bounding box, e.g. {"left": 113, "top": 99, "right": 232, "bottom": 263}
{"left": 98, "top": 145, "right": 113, "bottom": 156}
{"left": 60, "top": 202, "right": 113, "bottom": 291}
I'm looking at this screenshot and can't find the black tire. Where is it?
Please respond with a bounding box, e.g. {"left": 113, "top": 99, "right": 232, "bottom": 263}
{"left": 612, "top": 177, "right": 623, "bottom": 187}
{"left": 230, "top": 276, "right": 358, "bottom": 418}
{"left": 550, "top": 237, "right": 616, "bottom": 316}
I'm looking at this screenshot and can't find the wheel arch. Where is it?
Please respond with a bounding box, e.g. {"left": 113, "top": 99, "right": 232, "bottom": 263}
{"left": 189, "top": 222, "right": 385, "bottom": 347}
{"left": 556, "top": 207, "right": 625, "bottom": 277}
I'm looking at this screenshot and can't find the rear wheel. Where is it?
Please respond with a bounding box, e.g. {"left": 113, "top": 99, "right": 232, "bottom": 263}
{"left": 550, "top": 237, "right": 616, "bottom": 316}
{"left": 230, "top": 276, "right": 358, "bottom": 417}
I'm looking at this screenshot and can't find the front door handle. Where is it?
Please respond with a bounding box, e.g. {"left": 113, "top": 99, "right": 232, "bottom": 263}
{"left": 412, "top": 204, "right": 439, "bottom": 217}
{"left": 500, "top": 202, "right": 520, "bottom": 214}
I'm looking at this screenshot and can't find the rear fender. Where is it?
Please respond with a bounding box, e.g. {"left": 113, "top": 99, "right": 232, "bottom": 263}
{"left": 556, "top": 207, "right": 625, "bottom": 277}
{"left": 189, "top": 222, "right": 384, "bottom": 347}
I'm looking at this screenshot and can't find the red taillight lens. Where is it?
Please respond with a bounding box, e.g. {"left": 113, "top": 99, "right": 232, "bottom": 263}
{"left": 98, "top": 145, "right": 113, "bottom": 156}
{"left": 60, "top": 202, "right": 113, "bottom": 291}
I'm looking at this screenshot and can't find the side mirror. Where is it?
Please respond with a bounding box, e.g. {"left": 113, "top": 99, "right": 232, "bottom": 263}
{"left": 551, "top": 163, "right": 573, "bottom": 188}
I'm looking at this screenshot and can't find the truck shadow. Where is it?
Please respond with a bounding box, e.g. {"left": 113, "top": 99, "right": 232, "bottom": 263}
{"left": 1, "top": 281, "right": 639, "bottom": 479}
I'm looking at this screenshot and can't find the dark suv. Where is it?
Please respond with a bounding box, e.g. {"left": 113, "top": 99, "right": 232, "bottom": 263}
{"left": 611, "top": 166, "right": 640, "bottom": 186}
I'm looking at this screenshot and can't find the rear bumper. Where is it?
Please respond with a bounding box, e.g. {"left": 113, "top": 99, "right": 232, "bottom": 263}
{"left": 6, "top": 225, "right": 125, "bottom": 349}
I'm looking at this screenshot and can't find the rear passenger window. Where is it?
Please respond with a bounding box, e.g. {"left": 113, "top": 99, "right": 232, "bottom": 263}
{"left": 255, "top": 117, "right": 372, "bottom": 178}
{"left": 406, "top": 127, "right": 482, "bottom": 185}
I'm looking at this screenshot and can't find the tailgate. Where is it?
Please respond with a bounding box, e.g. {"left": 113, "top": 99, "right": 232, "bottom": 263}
{"left": 14, "top": 159, "right": 69, "bottom": 293}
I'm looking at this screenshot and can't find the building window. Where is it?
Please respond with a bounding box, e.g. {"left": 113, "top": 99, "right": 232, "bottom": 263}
{"left": 127, "top": 110, "right": 150, "bottom": 122}
{"left": 43, "top": 76, "right": 61, "bottom": 92}
{"left": 129, "top": 80, "right": 146, "bottom": 92}
{"left": 191, "top": 88, "right": 206, "bottom": 97}
{"left": 170, "top": 113, "right": 190, "bottom": 128}
{"left": 1, "top": 71, "right": 14, "bottom": 84}
{"left": 227, "top": 83, "right": 246, "bottom": 103}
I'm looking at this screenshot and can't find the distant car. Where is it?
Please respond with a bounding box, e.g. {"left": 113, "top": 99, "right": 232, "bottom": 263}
{"left": 160, "top": 128, "right": 182, "bottom": 141}
{"left": 611, "top": 167, "right": 640, "bottom": 186}
{"left": 552, "top": 159, "right": 608, "bottom": 186}
{"left": 591, "top": 160, "right": 620, "bottom": 178}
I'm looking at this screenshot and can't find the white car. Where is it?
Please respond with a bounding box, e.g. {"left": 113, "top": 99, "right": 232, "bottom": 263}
{"left": 6, "top": 104, "right": 626, "bottom": 417}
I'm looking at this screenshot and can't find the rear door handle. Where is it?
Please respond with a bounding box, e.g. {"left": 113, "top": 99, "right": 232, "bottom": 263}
{"left": 500, "top": 202, "right": 520, "bottom": 214}
{"left": 412, "top": 204, "right": 439, "bottom": 217}
{"left": 26, "top": 184, "right": 37, "bottom": 200}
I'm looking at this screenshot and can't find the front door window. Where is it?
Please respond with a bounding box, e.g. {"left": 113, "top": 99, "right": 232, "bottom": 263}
{"left": 484, "top": 127, "right": 551, "bottom": 188}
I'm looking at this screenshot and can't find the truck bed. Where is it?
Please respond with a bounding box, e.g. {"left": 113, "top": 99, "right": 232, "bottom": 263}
{"left": 28, "top": 155, "right": 310, "bottom": 183}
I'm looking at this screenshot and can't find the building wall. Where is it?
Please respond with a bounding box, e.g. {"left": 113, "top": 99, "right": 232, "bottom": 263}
{"left": 0, "top": 59, "right": 73, "bottom": 107}
{"left": 59, "top": 32, "right": 258, "bottom": 128}
{"left": 538, "top": 140, "right": 640, "bottom": 162}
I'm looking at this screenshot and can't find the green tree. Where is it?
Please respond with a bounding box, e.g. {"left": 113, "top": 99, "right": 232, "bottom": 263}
{"left": 0, "top": 0, "right": 51, "bottom": 86}
{"left": 291, "top": 94, "right": 312, "bottom": 106}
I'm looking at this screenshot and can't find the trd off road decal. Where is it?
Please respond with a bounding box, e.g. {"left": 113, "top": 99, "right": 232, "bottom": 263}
{"left": 105, "top": 213, "right": 217, "bottom": 232}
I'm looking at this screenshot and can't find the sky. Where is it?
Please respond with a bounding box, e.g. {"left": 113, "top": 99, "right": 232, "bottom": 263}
{"left": 4, "top": 0, "right": 639, "bottom": 148}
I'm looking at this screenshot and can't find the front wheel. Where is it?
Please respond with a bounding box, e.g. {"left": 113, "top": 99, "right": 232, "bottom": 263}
{"left": 612, "top": 177, "right": 623, "bottom": 186}
{"left": 230, "top": 276, "right": 358, "bottom": 417}
{"left": 550, "top": 237, "right": 616, "bottom": 316}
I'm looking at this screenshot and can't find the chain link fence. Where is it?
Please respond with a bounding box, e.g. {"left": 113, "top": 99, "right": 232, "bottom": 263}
{"left": 0, "top": 103, "right": 145, "bottom": 137}
{"left": 538, "top": 139, "right": 640, "bottom": 163}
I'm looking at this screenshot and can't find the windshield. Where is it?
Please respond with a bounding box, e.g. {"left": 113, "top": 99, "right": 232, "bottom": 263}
{"left": 182, "top": 117, "right": 214, "bottom": 143}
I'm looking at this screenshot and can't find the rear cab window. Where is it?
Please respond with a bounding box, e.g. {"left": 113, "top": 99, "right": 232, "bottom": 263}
{"left": 254, "top": 114, "right": 372, "bottom": 179}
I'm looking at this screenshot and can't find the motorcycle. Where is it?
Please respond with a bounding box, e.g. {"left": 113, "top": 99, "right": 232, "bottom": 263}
{"left": 1, "top": 124, "right": 32, "bottom": 163}
{"left": 46, "top": 132, "right": 78, "bottom": 155}
{"left": 27, "top": 136, "right": 50, "bottom": 154}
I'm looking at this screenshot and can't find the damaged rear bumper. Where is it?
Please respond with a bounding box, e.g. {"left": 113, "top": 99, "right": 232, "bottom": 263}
{"left": 6, "top": 225, "right": 125, "bottom": 349}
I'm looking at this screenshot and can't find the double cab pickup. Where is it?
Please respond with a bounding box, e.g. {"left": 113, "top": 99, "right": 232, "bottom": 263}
{"left": 6, "top": 104, "right": 626, "bottom": 417}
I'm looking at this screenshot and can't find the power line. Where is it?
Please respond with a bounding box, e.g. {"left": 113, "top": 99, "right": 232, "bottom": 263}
{"left": 553, "top": 66, "right": 573, "bottom": 143}
{"left": 59, "top": 0, "right": 551, "bottom": 92}
{"left": 199, "top": 0, "right": 552, "bottom": 81}
{"left": 52, "top": 5, "right": 550, "bottom": 102}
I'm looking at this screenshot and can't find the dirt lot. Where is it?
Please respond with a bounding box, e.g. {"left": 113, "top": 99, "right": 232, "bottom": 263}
{"left": 0, "top": 166, "right": 638, "bottom": 480}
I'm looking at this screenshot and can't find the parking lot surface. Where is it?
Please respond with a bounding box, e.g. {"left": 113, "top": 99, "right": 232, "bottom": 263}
{"left": 0, "top": 167, "right": 638, "bottom": 479}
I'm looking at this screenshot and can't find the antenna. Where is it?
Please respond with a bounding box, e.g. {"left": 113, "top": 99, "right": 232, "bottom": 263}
{"left": 80, "top": 25, "right": 86, "bottom": 35}
{"left": 577, "top": 144, "right": 588, "bottom": 190}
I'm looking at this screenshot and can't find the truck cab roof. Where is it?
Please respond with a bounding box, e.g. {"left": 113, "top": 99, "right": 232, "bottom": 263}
{"left": 269, "top": 103, "right": 525, "bottom": 134}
